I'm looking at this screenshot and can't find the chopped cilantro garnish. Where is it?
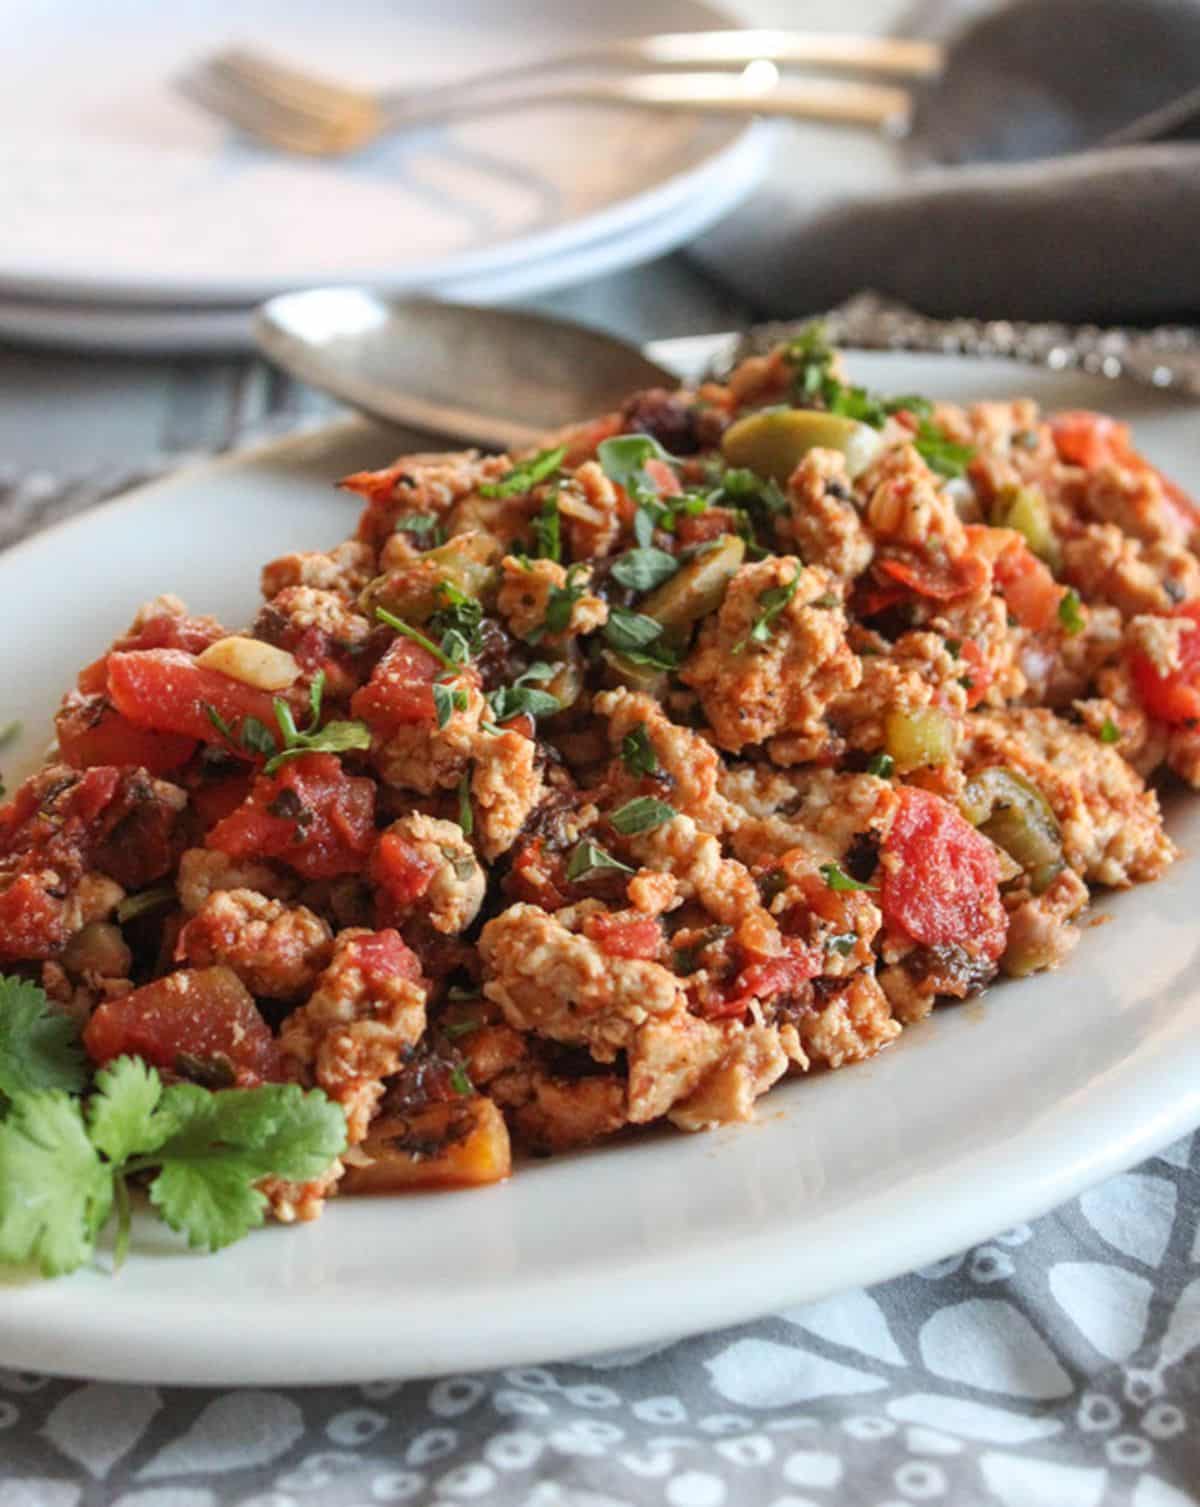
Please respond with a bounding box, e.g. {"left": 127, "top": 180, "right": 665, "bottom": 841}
{"left": 866, "top": 752, "right": 894, "bottom": 779}
{"left": 393, "top": 513, "right": 443, "bottom": 545}
{"left": 611, "top": 547, "right": 679, "bottom": 593}
{"left": 828, "top": 933, "right": 858, "bottom": 957}
{"left": 531, "top": 563, "right": 589, "bottom": 642}
{"left": 610, "top": 796, "right": 676, "bottom": 835}
{"left": 443, "top": 1017, "right": 480, "bottom": 1040}
{"left": 819, "top": 861, "right": 877, "bottom": 893}
{"left": 620, "top": 723, "right": 659, "bottom": 777}
{"left": 428, "top": 581, "right": 484, "bottom": 661}
{"left": 604, "top": 607, "right": 664, "bottom": 657}
{"left": 457, "top": 771, "right": 474, "bottom": 836}
{"left": 264, "top": 671, "right": 371, "bottom": 775}
{"left": 531, "top": 492, "right": 562, "bottom": 562}
{"left": 240, "top": 717, "right": 278, "bottom": 758}
{"left": 566, "top": 840, "right": 635, "bottom": 883}
{"left": 487, "top": 663, "right": 560, "bottom": 724}
{"left": 597, "top": 434, "right": 679, "bottom": 545}
{"left": 374, "top": 606, "right": 462, "bottom": 672}
{"left": 480, "top": 445, "right": 566, "bottom": 499}
{"left": 0, "top": 981, "right": 347, "bottom": 1278}
{"left": 1058, "top": 588, "right": 1085, "bottom": 636}
{"left": 913, "top": 422, "right": 975, "bottom": 479}
{"left": 449, "top": 1064, "right": 473, "bottom": 1096}
{"left": 1099, "top": 717, "right": 1121, "bottom": 744}
{"left": 734, "top": 571, "right": 801, "bottom": 653}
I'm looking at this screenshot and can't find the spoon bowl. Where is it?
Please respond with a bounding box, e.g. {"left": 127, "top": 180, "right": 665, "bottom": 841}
{"left": 254, "top": 290, "right": 679, "bottom": 451}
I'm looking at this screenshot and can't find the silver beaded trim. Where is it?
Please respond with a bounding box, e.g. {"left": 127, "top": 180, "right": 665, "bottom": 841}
{"left": 725, "top": 293, "right": 1200, "bottom": 399}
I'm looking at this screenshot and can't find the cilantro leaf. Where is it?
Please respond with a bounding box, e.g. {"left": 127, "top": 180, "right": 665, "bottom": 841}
{"left": 87, "top": 1057, "right": 170, "bottom": 1165}
{"left": 620, "top": 724, "right": 659, "bottom": 776}
{"left": 0, "top": 976, "right": 87, "bottom": 1105}
{"left": 374, "top": 607, "right": 462, "bottom": 672}
{"left": 530, "top": 564, "right": 589, "bottom": 642}
{"left": 597, "top": 434, "right": 674, "bottom": 503}
{"left": 487, "top": 662, "right": 561, "bottom": 724}
{"left": 734, "top": 572, "right": 802, "bottom": 654}
{"left": 0, "top": 1093, "right": 112, "bottom": 1276}
{"left": 604, "top": 608, "right": 663, "bottom": 657}
{"left": 145, "top": 1082, "right": 347, "bottom": 1253}
{"left": 261, "top": 669, "right": 372, "bottom": 775}
{"left": 393, "top": 513, "right": 443, "bottom": 544}
{"left": 1058, "top": 588, "right": 1085, "bottom": 636}
{"left": 531, "top": 493, "right": 561, "bottom": 562}
{"left": 913, "top": 422, "right": 975, "bottom": 479}
{"left": 1099, "top": 717, "right": 1121, "bottom": 744}
{"left": 819, "top": 861, "right": 877, "bottom": 893}
{"left": 610, "top": 797, "right": 676, "bottom": 835}
{"left": 866, "top": 752, "right": 895, "bottom": 779}
{"left": 428, "top": 582, "right": 484, "bottom": 659}
{"left": 480, "top": 445, "right": 566, "bottom": 499}
{"left": 566, "top": 840, "right": 635, "bottom": 883}
{"left": 116, "top": 886, "right": 176, "bottom": 924}
{"left": 457, "top": 771, "right": 474, "bottom": 836}
{"left": 611, "top": 547, "right": 678, "bottom": 593}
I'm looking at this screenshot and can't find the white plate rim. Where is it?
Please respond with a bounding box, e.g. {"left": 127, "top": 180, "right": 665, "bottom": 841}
{"left": 1, "top": 342, "right": 1198, "bottom": 1386}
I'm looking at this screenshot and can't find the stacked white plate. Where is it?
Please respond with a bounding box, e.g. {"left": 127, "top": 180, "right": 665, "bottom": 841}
{"left": 0, "top": 0, "right": 772, "bottom": 351}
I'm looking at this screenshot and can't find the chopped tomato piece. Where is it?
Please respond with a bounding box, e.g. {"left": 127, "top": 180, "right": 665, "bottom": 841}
{"left": 341, "top": 928, "right": 424, "bottom": 989}
{"left": 708, "top": 940, "right": 821, "bottom": 1020}
{"left": 644, "top": 458, "right": 682, "bottom": 497}
{"left": 676, "top": 507, "right": 740, "bottom": 547}
{"left": 206, "top": 751, "right": 376, "bottom": 879}
{"left": 991, "top": 537, "right": 1065, "bottom": 633}
{"left": 1052, "top": 410, "right": 1198, "bottom": 529}
{"left": 83, "top": 966, "right": 283, "bottom": 1086}
{"left": 77, "top": 611, "right": 226, "bottom": 695}
{"left": 56, "top": 692, "right": 198, "bottom": 775}
{"left": 0, "top": 872, "right": 66, "bottom": 964}
{"left": 506, "top": 836, "right": 570, "bottom": 911}
{"left": 107, "top": 649, "right": 280, "bottom": 746}
{"left": 371, "top": 830, "right": 437, "bottom": 906}
{"left": 880, "top": 786, "right": 1007, "bottom": 962}
{"left": 583, "top": 912, "right": 661, "bottom": 960}
{"left": 875, "top": 548, "right": 989, "bottom": 603}
{"left": 350, "top": 636, "right": 441, "bottom": 733}
{"left": 1130, "top": 599, "right": 1200, "bottom": 725}
{"left": 185, "top": 768, "right": 256, "bottom": 831}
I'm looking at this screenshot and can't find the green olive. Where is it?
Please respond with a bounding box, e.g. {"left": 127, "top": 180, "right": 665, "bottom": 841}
{"left": 640, "top": 535, "right": 745, "bottom": 631}
{"left": 359, "top": 531, "right": 501, "bottom": 624}
{"left": 960, "top": 765, "right": 1064, "bottom": 893}
{"left": 359, "top": 564, "right": 440, "bottom": 625}
{"left": 600, "top": 649, "right": 669, "bottom": 696}
{"left": 883, "top": 707, "right": 955, "bottom": 771}
{"left": 721, "top": 408, "right": 881, "bottom": 483}
{"left": 991, "top": 484, "right": 1058, "bottom": 566}
{"left": 544, "top": 655, "right": 585, "bottom": 712}
{"left": 425, "top": 531, "right": 501, "bottom": 603}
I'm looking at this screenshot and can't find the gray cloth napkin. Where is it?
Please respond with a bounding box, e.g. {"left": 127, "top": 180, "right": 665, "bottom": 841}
{"left": 693, "top": 0, "right": 1200, "bottom": 322}
{"left": 3, "top": 1132, "right": 1199, "bottom": 1505}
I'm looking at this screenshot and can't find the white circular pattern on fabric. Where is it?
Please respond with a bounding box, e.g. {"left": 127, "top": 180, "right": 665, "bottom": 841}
{"left": 483, "top": 1430, "right": 544, "bottom": 1471}
{"left": 493, "top": 1390, "right": 551, "bottom": 1417}
{"left": 698, "top": 1414, "right": 752, "bottom": 1435}
{"left": 326, "top": 1410, "right": 387, "bottom": 1447}
{"left": 1077, "top": 1393, "right": 1122, "bottom": 1432}
{"left": 429, "top": 1379, "right": 487, "bottom": 1418}
{"left": 563, "top": 1385, "right": 621, "bottom": 1409}
{"left": 842, "top": 1415, "right": 897, "bottom": 1440}
{"left": 368, "top": 1471, "right": 427, "bottom": 1501}
{"left": 634, "top": 1396, "right": 688, "bottom": 1425}
{"left": 436, "top": 1462, "right": 496, "bottom": 1497}
{"left": 781, "top": 1450, "right": 842, "bottom": 1488}
{"left": 893, "top": 1461, "right": 947, "bottom": 1498}
{"left": 504, "top": 1369, "right": 558, "bottom": 1392}
{"left": 406, "top": 1429, "right": 459, "bottom": 1466}
{"left": 360, "top": 1381, "right": 407, "bottom": 1402}
{"left": 1106, "top": 1433, "right": 1155, "bottom": 1468}
{"left": 714, "top": 1433, "right": 774, "bottom": 1467}
{"left": 1143, "top": 1403, "right": 1187, "bottom": 1439}
{"left": 275, "top": 1452, "right": 361, "bottom": 1490}
{"left": 969, "top": 1248, "right": 1015, "bottom": 1284}
{"left": 665, "top": 1470, "right": 727, "bottom": 1506}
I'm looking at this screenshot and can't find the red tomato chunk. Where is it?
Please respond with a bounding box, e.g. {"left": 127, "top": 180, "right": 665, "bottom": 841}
{"left": 371, "top": 830, "right": 437, "bottom": 905}
{"left": 582, "top": 912, "right": 661, "bottom": 960}
{"left": 344, "top": 928, "right": 424, "bottom": 990}
{"left": 1130, "top": 600, "right": 1200, "bottom": 725}
{"left": 350, "top": 637, "right": 441, "bottom": 733}
{"left": 56, "top": 691, "right": 198, "bottom": 775}
{"left": 880, "top": 786, "right": 1007, "bottom": 963}
{"left": 107, "top": 649, "right": 279, "bottom": 745}
{"left": 84, "top": 965, "right": 283, "bottom": 1086}
{"left": 707, "top": 940, "right": 821, "bottom": 1021}
{"left": 206, "top": 752, "right": 376, "bottom": 879}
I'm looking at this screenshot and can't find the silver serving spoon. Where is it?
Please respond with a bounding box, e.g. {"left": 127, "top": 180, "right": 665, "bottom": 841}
{"left": 254, "top": 290, "right": 678, "bottom": 452}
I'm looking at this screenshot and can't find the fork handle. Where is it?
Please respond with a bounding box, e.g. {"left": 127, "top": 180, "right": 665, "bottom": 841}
{"left": 382, "top": 74, "right": 911, "bottom": 131}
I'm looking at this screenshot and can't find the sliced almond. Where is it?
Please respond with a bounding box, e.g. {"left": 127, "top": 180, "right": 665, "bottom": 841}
{"left": 196, "top": 635, "right": 300, "bottom": 692}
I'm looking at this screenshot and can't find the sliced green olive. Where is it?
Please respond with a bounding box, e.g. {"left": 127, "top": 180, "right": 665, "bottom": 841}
{"left": 883, "top": 707, "right": 955, "bottom": 771}
{"left": 600, "top": 649, "right": 669, "bottom": 696}
{"left": 640, "top": 535, "right": 745, "bottom": 631}
{"left": 359, "top": 564, "right": 440, "bottom": 625}
{"left": 721, "top": 409, "right": 881, "bottom": 483}
{"left": 425, "top": 531, "right": 501, "bottom": 602}
{"left": 991, "top": 484, "right": 1058, "bottom": 566}
{"left": 960, "top": 765, "right": 1064, "bottom": 893}
{"left": 544, "top": 655, "right": 585, "bottom": 712}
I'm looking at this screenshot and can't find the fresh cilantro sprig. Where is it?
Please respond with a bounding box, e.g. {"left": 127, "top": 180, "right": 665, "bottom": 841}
{"left": 529, "top": 564, "right": 589, "bottom": 643}
{"left": 566, "top": 840, "right": 635, "bottom": 883}
{"left": 1058, "top": 588, "right": 1085, "bottom": 636}
{"left": 604, "top": 608, "right": 664, "bottom": 656}
{"left": 596, "top": 435, "right": 685, "bottom": 547}
{"left": 620, "top": 724, "right": 659, "bottom": 776}
{"left": 0, "top": 981, "right": 347, "bottom": 1278}
{"left": 428, "top": 581, "right": 484, "bottom": 661}
{"left": 819, "top": 861, "right": 877, "bottom": 893}
{"left": 393, "top": 513, "right": 443, "bottom": 545}
{"left": 486, "top": 663, "right": 561, "bottom": 724}
{"left": 611, "top": 547, "right": 679, "bottom": 593}
{"left": 530, "top": 493, "right": 562, "bottom": 562}
{"left": 375, "top": 606, "right": 463, "bottom": 672}
{"left": 432, "top": 682, "right": 470, "bottom": 730}
{"left": 734, "top": 572, "right": 802, "bottom": 654}
{"left": 480, "top": 445, "right": 566, "bottom": 499}
{"left": 912, "top": 423, "right": 975, "bottom": 479}
{"left": 264, "top": 671, "right": 371, "bottom": 775}
{"left": 610, "top": 796, "right": 676, "bottom": 835}
{"left": 1099, "top": 717, "right": 1121, "bottom": 745}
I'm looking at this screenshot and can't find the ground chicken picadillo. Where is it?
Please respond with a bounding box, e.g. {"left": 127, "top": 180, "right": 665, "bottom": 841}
{"left": 4, "top": 328, "right": 1197, "bottom": 1218}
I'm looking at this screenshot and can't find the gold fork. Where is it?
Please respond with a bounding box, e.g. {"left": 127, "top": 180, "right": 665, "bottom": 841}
{"left": 177, "top": 31, "right": 941, "bottom": 156}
